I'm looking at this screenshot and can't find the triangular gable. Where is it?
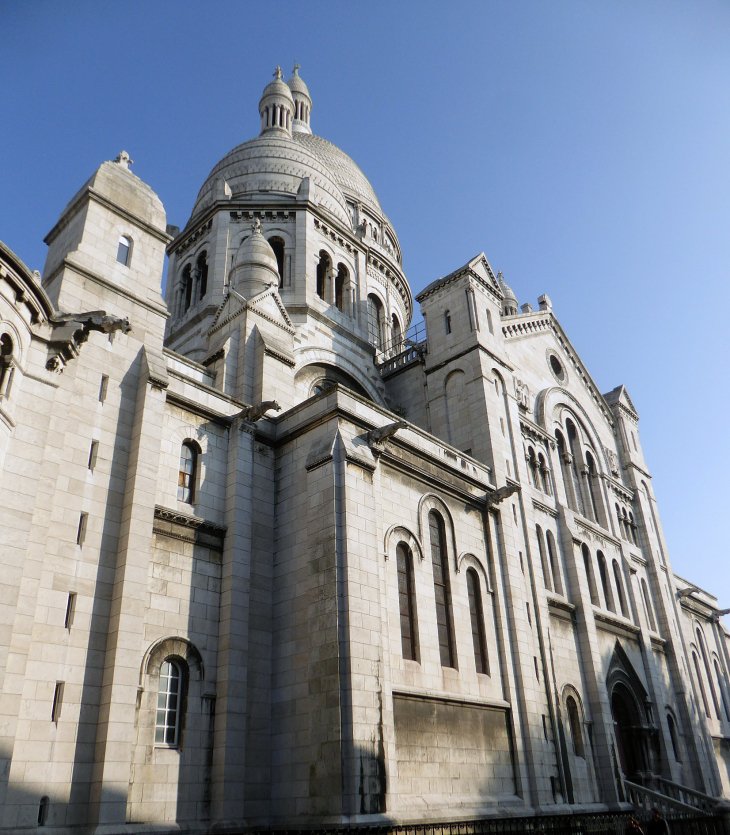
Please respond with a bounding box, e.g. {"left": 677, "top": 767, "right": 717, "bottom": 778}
{"left": 209, "top": 286, "right": 294, "bottom": 336}
{"left": 606, "top": 639, "right": 649, "bottom": 704}
{"left": 415, "top": 252, "right": 503, "bottom": 302}
{"left": 603, "top": 385, "right": 639, "bottom": 421}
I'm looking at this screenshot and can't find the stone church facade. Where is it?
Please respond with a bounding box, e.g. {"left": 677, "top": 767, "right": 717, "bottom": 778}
{"left": 0, "top": 67, "right": 728, "bottom": 833}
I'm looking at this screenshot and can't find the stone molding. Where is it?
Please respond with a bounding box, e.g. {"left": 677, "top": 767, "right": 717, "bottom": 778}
{"left": 152, "top": 504, "right": 226, "bottom": 551}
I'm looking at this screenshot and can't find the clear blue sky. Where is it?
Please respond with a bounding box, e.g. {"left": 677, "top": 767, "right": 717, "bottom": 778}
{"left": 2, "top": 1, "right": 729, "bottom": 609}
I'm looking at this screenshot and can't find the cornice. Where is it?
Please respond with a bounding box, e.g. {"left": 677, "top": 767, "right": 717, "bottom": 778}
{"left": 520, "top": 417, "right": 555, "bottom": 449}
{"left": 532, "top": 498, "right": 559, "bottom": 518}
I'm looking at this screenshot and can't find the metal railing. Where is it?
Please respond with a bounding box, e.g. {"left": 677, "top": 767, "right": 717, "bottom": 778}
{"left": 376, "top": 321, "right": 427, "bottom": 367}
{"left": 243, "top": 811, "right": 725, "bottom": 835}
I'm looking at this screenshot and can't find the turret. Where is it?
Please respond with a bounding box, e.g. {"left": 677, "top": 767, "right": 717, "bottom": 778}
{"left": 229, "top": 219, "right": 280, "bottom": 297}
{"left": 287, "top": 64, "right": 312, "bottom": 134}
{"left": 259, "top": 66, "right": 295, "bottom": 135}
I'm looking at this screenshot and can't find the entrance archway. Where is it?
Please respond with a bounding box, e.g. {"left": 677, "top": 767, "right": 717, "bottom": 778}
{"left": 611, "top": 685, "right": 643, "bottom": 779}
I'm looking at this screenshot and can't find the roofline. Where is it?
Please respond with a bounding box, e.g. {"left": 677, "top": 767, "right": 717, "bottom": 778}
{"left": 0, "top": 239, "right": 56, "bottom": 321}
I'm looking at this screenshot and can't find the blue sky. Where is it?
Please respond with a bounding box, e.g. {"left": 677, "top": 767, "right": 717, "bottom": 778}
{"left": 2, "top": 1, "right": 729, "bottom": 609}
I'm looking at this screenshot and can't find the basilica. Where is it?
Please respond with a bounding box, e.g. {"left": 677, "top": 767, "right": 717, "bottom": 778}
{"left": 0, "top": 67, "right": 728, "bottom": 833}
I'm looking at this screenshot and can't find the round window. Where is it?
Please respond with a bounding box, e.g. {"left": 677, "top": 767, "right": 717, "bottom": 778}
{"left": 547, "top": 351, "right": 567, "bottom": 383}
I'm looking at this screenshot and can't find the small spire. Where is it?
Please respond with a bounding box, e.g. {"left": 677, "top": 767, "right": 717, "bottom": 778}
{"left": 497, "top": 270, "right": 503, "bottom": 280}
{"left": 292, "top": 63, "right": 300, "bottom": 76}
{"left": 273, "top": 66, "right": 282, "bottom": 80}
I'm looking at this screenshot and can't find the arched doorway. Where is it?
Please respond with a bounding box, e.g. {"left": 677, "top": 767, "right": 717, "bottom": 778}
{"left": 611, "top": 685, "right": 643, "bottom": 779}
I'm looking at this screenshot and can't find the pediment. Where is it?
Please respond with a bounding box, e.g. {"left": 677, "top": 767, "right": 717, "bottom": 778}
{"left": 209, "top": 286, "right": 294, "bottom": 336}
{"left": 467, "top": 252, "right": 501, "bottom": 293}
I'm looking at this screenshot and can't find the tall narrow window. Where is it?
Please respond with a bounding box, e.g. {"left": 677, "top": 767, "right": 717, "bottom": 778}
{"left": 178, "top": 442, "right": 198, "bottom": 504}
{"left": 566, "top": 421, "right": 586, "bottom": 516}
{"left": 51, "top": 681, "right": 64, "bottom": 722}
{"left": 713, "top": 660, "right": 730, "bottom": 722}
{"left": 566, "top": 696, "right": 584, "bottom": 757}
{"left": 335, "top": 264, "right": 347, "bottom": 311}
{"left": 155, "top": 660, "right": 181, "bottom": 746}
{"left": 546, "top": 531, "right": 563, "bottom": 595}
{"left": 183, "top": 264, "right": 193, "bottom": 311}
{"left": 527, "top": 447, "right": 540, "bottom": 488}
{"left": 367, "top": 294, "right": 384, "bottom": 350}
{"left": 64, "top": 592, "right": 77, "bottom": 629}
{"left": 628, "top": 512, "right": 638, "bottom": 544}
{"left": 597, "top": 551, "right": 614, "bottom": 612}
{"left": 88, "top": 440, "right": 99, "bottom": 472}
{"left": 538, "top": 452, "right": 552, "bottom": 494}
{"left": 38, "top": 797, "right": 49, "bottom": 827}
{"left": 0, "top": 334, "right": 14, "bottom": 397}
{"left": 667, "top": 713, "right": 681, "bottom": 761}
{"left": 429, "top": 510, "right": 455, "bottom": 668}
{"left": 77, "top": 512, "right": 88, "bottom": 547}
{"left": 583, "top": 544, "right": 599, "bottom": 605}
{"left": 466, "top": 568, "right": 489, "bottom": 674}
{"left": 585, "top": 452, "right": 603, "bottom": 525}
{"left": 445, "top": 311, "right": 452, "bottom": 334}
{"left": 117, "top": 235, "right": 131, "bottom": 266}
{"left": 486, "top": 308, "right": 494, "bottom": 335}
{"left": 392, "top": 314, "right": 402, "bottom": 351}
{"left": 693, "top": 651, "right": 711, "bottom": 718}
{"left": 556, "top": 430, "right": 578, "bottom": 513}
{"left": 316, "top": 250, "right": 330, "bottom": 300}
{"left": 396, "top": 543, "right": 418, "bottom": 661}
{"left": 697, "top": 629, "right": 722, "bottom": 720}
{"left": 612, "top": 559, "right": 628, "bottom": 617}
{"left": 269, "top": 238, "right": 285, "bottom": 287}
{"left": 196, "top": 251, "right": 209, "bottom": 298}
{"left": 99, "top": 374, "right": 109, "bottom": 403}
{"left": 641, "top": 578, "right": 657, "bottom": 631}
{"left": 536, "top": 525, "right": 552, "bottom": 592}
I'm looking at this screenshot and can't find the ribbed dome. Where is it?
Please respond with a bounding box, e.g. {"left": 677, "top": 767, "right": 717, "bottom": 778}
{"left": 230, "top": 219, "right": 280, "bottom": 297}
{"left": 261, "top": 72, "right": 294, "bottom": 105}
{"left": 498, "top": 271, "right": 516, "bottom": 301}
{"left": 287, "top": 65, "right": 310, "bottom": 98}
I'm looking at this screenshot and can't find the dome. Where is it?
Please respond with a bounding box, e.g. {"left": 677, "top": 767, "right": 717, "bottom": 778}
{"left": 497, "top": 271, "right": 518, "bottom": 315}
{"left": 230, "top": 219, "right": 280, "bottom": 297}
{"left": 261, "top": 75, "right": 295, "bottom": 105}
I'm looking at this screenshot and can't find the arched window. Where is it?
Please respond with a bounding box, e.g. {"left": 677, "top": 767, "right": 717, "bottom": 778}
{"left": 566, "top": 696, "right": 584, "bottom": 757}
{"left": 429, "top": 510, "right": 455, "bottom": 668}
{"left": 527, "top": 446, "right": 540, "bottom": 488}
{"left": 566, "top": 421, "right": 586, "bottom": 516}
{"left": 155, "top": 659, "right": 182, "bottom": 746}
{"left": 396, "top": 542, "right": 418, "bottom": 661}
{"left": 697, "top": 628, "right": 722, "bottom": 720}
{"left": 556, "top": 430, "right": 578, "bottom": 512}
{"left": 628, "top": 511, "right": 638, "bottom": 544}
{"left": 367, "top": 294, "right": 384, "bottom": 350}
{"left": 596, "top": 551, "right": 614, "bottom": 612}
{"left": 466, "top": 568, "right": 489, "bottom": 674}
{"left": 335, "top": 264, "right": 347, "bottom": 312}
{"left": 117, "top": 234, "right": 132, "bottom": 266}
{"left": 391, "top": 314, "right": 402, "bottom": 351}
{"left": 641, "top": 578, "right": 657, "bottom": 631}
{"left": 0, "top": 334, "right": 14, "bottom": 398}
{"left": 269, "top": 237, "right": 285, "bottom": 287}
{"left": 316, "top": 250, "right": 330, "bottom": 300}
{"left": 546, "top": 531, "right": 563, "bottom": 595}
{"left": 196, "top": 251, "right": 209, "bottom": 299}
{"left": 582, "top": 544, "right": 599, "bottom": 605}
{"left": 666, "top": 712, "right": 681, "bottom": 761}
{"left": 612, "top": 559, "right": 628, "bottom": 617}
{"left": 178, "top": 442, "right": 198, "bottom": 504}
{"left": 585, "top": 451, "right": 604, "bottom": 525}
{"left": 693, "top": 651, "right": 711, "bottom": 718}
{"left": 536, "top": 525, "right": 552, "bottom": 592}
{"left": 182, "top": 264, "right": 193, "bottom": 312}
{"left": 615, "top": 504, "right": 625, "bottom": 539}
{"left": 713, "top": 659, "right": 730, "bottom": 722}
{"left": 538, "top": 452, "right": 552, "bottom": 494}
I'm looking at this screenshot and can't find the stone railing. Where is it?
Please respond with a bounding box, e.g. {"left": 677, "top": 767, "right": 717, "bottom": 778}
{"left": 624, "top": 779, "right": 716, "bottom": 817}
{"left": 377, "top": 343, "right": 426, "bottom": 376}
{"left": 651, "top": 776, "right": 720, "bottom": 814}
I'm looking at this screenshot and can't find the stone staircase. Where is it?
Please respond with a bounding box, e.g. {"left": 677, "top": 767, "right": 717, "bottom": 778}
{"left": 625, "top": 776, "right": 721, "bottom": 817}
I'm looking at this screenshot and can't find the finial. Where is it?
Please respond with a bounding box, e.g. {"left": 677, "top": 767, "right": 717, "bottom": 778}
{"left": 251, "top": 218, "right": 262, "bottom": 234}
{"left": 273, "top": 66, "right": 282, "bottom": 80}
{"left": 114, "top": 151, "right": 133, "bottom": 169}
{"left": 293, "top": 63, "right": 300, "bottom": 75}
{"left": 497, "top": 270, "right": 503, "bottom": 280}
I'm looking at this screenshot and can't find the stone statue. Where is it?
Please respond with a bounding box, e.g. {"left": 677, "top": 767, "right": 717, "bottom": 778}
{"left": 236, "top": 400, "right": 282, "bottom": 423}
{"left": 485, "top": 482, "right": 521, "bottom": 508}
{"left": 367, "top": 420, "right": 408, "bottom": 450}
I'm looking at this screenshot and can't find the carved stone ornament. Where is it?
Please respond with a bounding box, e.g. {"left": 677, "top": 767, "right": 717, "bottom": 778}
{"left": 46, "top": 310, "right": 132, "bottom": 372}
{"left": 514, "top": 378, "right": 530, "bottom": 410}
{"left": 367, "top": 420, "right": 407, "bottom": 453}
{"left": 235, "top": 400, "right": 281, "bottom": 423}
{"left": 602, "top": 444, "right": 620, "bottom": 477}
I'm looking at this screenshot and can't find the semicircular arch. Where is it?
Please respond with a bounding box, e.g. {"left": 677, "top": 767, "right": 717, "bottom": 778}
{"left": 384, "top": 525, "right": 424, "bottom": 563}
